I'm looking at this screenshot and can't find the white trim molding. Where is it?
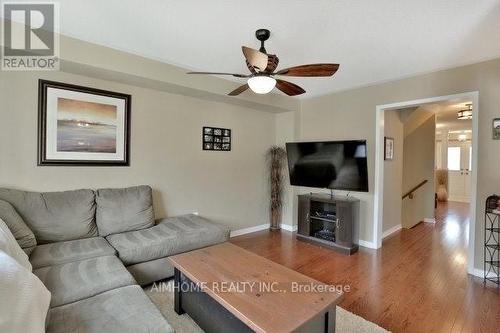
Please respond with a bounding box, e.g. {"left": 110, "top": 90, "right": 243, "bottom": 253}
{"left": 230, "top": 223, "right": 297, "bottom": 237}
{"left": 358, "top": 239, "right": 377, "bottom": 249}
{"left": 230, "top": 223, "right": 269, "bottom": 237}
{"left": 448, "top": 197, "right": 470, "bottom": 204}
{"left": 382, "top": 224, "right": 402, "bottom": 239}
{"left": 471, "top": 268, "right": 500, "bottom": 282}
{"left": 471, "top": 268, "right": 486, "bottom": 278}
{"left": 281, "top": 224, "right": 298, "bottom": 232}
{"left": 423, "top": 218, "right": 436, "bottom": 224}
{"left": 374, "top": 91, "right": 479, "bottom": 276}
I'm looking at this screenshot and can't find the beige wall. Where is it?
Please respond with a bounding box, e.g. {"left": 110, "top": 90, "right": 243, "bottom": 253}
{"left": 402, "top": 115, "right": 436, "bottom": 228}
{"left": 382, "top": 110, "right": 403, "bottom": 233}
{"left": 401, "top": 105, "right": 437, "bottom": 137}
{"left": 0, "top": 71, "right": 276, "bottom": 231}
{"left": 275, "top": 111, "right": 297, "bottom": 230}
{"left": 297, "top": 58, "right": 500, "bottom": 271}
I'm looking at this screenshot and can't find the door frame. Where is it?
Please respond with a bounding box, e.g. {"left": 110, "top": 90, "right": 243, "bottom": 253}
{"left": 373, "top": 91, "right": 479, "bottom": 276}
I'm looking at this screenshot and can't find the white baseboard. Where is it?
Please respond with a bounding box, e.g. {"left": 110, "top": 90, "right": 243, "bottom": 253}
{"left": 230, "top": 223, "right": 298, "bottom": 237}
{"left": 423, "top": 218, "right": 436, "bottom": 224}
{"left": 230, "top": 223, "right": 269, "bottom": 237}
{"left": 382, "top": 224, "right": 402, "bottom": 239}
{"left": 358, "top": 239, "right": 377, "bottom": 249}
{"left": 469, "top": 267, "right": 500, "bottom": 280}
{"left": 448, "top": 197, "right": 470, "bottom": 203}
{"left": 470, "top": 268, "right": 485, "bottom": 278}
{"left": 281, "top": 224, "right": 298, "bottom": 232}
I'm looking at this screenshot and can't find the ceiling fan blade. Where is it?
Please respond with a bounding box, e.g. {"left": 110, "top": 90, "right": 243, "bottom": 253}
{"left": 275, "top": 64, "right": 339, "bottom": 77}
{"left": 187, "top": 71, "right": 249, "bottom": 78}
{"left": 276, "top": 79, "right": 306, "bottom": 96}
{"left": 242, "top": 46, "right": 268, "bottom": 72}
{"left": 228, "top": 84, "right": 249, "bottom": 96}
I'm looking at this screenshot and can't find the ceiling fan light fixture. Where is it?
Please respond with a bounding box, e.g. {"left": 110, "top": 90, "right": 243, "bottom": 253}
{"left": 186, "top": 29, "right": 338, "bottom": 96}
{"left": 247, "top": 75, "right": 276, "bottom": 94}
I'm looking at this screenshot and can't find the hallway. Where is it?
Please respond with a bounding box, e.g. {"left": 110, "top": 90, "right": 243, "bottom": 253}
{"left": 232, "top": 202, "right": 500, "bottom": 333}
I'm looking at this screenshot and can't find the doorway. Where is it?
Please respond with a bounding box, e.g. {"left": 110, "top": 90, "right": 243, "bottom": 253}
{"left": 374, "top": 92, "right": 479, "bottom": 276}
{"left": 435, "top": 101, "right": 473, "bottom": 204}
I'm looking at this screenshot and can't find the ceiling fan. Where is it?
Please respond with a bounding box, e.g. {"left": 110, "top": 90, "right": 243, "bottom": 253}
{"left": 187, "top": 29, "right": 339, "bottom": 96}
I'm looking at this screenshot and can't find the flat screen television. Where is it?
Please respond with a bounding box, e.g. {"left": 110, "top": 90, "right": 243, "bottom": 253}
{"left": 286, "top": 140, "right": 368, "bottom": 192}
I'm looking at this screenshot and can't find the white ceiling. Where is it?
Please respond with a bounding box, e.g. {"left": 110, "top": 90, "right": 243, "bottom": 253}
{"left": 10, "top": 0, "right": 500, "bottom": 97}
{"left": 435, "top": 101, "right": 473, "bottom": 131}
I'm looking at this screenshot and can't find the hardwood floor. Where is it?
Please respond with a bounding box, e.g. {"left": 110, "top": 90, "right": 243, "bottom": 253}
{"left": 231, "top": 202, "right": 500, "bottom": 333}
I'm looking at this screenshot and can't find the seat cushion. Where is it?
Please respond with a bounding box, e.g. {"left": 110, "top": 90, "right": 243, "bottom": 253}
{"left": 0, "top": 199, "right": 36, "bottom": 252}
{"left": 106, "top": 214, "right": 230, "bottom": 265}
{"left": 29, "top": 237, "right": 116, "bottom": 269}
{"left": 47, "top": 285, "right": 173, "bottom": 333}
{"left": 33, "top": 255, "right": 136, "bottom": 307}
{"left": 0, "top": 188, "right": 97, "bottom": 244}
{"left": 96, "top": 185, "right": 155, "bottom": 237}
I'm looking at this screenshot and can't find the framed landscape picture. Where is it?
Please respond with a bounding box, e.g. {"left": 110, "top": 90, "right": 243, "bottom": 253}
{"left": 38, "top": 80, "right": 131, "bottom": 166}
{"left": 384, "top": 137, "right": 394, "bottom": 160}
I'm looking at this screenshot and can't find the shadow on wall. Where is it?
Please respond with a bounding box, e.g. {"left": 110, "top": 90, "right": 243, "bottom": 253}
{"left": 152, "top": 189, "right": 167, "bottom": 219}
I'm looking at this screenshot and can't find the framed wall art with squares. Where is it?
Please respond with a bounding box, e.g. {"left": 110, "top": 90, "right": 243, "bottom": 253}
{"left": 203, "top": 127, "right": 231, "bottom": 151}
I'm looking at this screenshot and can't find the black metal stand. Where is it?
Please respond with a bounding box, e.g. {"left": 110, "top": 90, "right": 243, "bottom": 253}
{"left": 484, "top": 195, "right": 500, "bottom": 287}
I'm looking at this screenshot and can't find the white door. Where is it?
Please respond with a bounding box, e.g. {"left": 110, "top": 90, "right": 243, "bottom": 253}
{"left": 447, "top": 142, "right": 471, "bottom": 202}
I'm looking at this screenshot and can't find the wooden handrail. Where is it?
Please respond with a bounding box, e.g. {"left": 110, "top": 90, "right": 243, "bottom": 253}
{"left": 402, "top": 180, "right": 428, "bottom": 199}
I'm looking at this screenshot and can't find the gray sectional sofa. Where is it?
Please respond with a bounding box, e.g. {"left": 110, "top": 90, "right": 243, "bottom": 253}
{"left": 0, "top": 185, "right": 230, "bottom": 332}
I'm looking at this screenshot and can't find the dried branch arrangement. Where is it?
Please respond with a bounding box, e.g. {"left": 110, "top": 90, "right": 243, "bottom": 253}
{"left": 266, "top": 146, "right": 287, "bottom": 229}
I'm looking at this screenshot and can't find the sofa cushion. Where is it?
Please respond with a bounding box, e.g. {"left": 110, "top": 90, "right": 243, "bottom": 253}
{"left": 0, "top": 251, "right": 51, "bottom": 333}
{"left": 96, "top": 185, "right": 155, "bottom": 237}
{"left": 30, "top": 237, "right": 116, "bottom": 269}
{"left": 106, "top": 214, "right": 230, "bottom": 265}
{"left": 0, "top": 199, "right": 36, "bottom": 252}
{"left": 47, "top": 285, "right": 173, "bottom": 333}
{"left": 33, "top": 255, "right": 136, "bottom": 307}
{"left": 0, "top": 188, "right": 97, "bottom": 244}
{"left": 0, "top": 218, "right": 32, "bottom": 271}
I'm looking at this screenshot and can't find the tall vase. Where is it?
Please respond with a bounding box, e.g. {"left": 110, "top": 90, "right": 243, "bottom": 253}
{"left": 270, "top": 207, "right": 281, "bottom": 230}
{"left": 437, "top": 184, "right": 448, "bottom": 202}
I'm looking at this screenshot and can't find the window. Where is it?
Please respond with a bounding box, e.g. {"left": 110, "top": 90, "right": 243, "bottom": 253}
{"left": 447, "top": 147, "right": 461, "bottom": 171}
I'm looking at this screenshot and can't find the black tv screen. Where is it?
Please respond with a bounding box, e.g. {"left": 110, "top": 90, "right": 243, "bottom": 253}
{"left": 286, "top": 140, "right": 368, "bottom": 192}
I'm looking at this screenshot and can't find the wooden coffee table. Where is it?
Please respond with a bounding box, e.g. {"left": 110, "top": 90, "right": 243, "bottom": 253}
{"left": 169, "top": 242, "right": 343, "bottom": 333}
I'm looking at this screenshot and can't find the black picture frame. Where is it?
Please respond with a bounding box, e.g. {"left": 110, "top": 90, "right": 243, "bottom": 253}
{"left": 202, "top": 126, "right": 231, "bottom": 151}
{"left": 38, "top": 80, "right": 131, "bottom": 166}
{"left": 384, "top": 137, "right": 394, "bottom": 161}
{"left": 493, "top": 118, "right": 500, "bottom": 140}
